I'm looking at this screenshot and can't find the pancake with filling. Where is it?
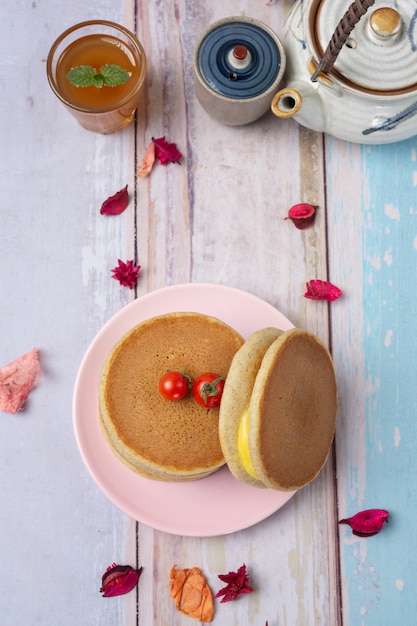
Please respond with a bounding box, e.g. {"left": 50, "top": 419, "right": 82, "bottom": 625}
{"left": 218, "top": 327, "right": 283, "bottom": 487}
{"left": 219, "top": 327, "right": 337, "bottom": 491}
{"left": 99, "top": 312, "right": 244, "bottom": 481}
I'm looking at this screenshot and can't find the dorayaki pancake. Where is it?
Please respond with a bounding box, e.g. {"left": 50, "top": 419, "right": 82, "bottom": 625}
{"left": 219, "top": 327, "right": 283, "bottom": 488}
{"left": 99, "top": 312, "right": 243, "bottom": 481}
{"left": 249, "top": 328, "right": 337, "bottom": 490}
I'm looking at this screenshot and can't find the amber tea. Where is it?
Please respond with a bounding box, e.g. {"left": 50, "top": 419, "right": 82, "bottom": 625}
{"left": 47, "top": 21, "right": 146, "bottom": 134}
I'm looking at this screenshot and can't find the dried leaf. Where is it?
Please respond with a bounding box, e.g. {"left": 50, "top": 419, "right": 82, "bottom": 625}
{"left": 100, "top": 563, "right": 142, "bottom": 597}
{"left": 111, "top": 259, "right": 141, "bottom": 289}
{"left": 170, "top": 566, "right": 214, "bottom": 622}
{"left": 100, "top": 185, "right": 129, "bottom": 215}
{"left": 304, "top": 280, "right": 342, "bottom": 302}
{"left": 339, "top": 509, "right": 389, "bottom": 537}
{"left": 152, "top": 136, "right": 182, "bottom": 165}
{"left": 286, "top": 203, "right": 318, "bottom": 230}
{"left": 0, "top": 348, "right": 40, "bottom": 414}
{"left": 215, "top": 564, "right": 253, "bottom": 603}
{"left": 136, "top": 141, "right": 156, "bottom": 178}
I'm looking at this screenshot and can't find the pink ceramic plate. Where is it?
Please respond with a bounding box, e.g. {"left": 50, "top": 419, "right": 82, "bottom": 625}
{"left": 73, "top": 283, "right": 296, "bottom": 536}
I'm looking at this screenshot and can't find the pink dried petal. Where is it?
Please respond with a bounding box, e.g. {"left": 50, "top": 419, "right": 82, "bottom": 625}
{"left": 339, "top": 509, "right": 389, "bottom": 537}
{"left": 0, "top": 348, "right": 40, "bottom": 414}
{"left": 111, "top": 259, "right": 141, "bottom": 289}
{"left": 286, "top": 203, "right": 318, "bottom": 230}
{"left": 100, "top": 185, "right": 129, "bottom": 215}
{"left": 137, "top": 141, "right": 156, "bottom": 178}
{"left": 100, "top": 563, "right": 143, "bottom": 597}
{"left": 215, "top": 564, "right": 253, "bottom": 603}
{"left": 152, "top": 136, "right": 182, "bottom": 165}
{"left": 304, "top": 280, "right": 342, "bottom": 302}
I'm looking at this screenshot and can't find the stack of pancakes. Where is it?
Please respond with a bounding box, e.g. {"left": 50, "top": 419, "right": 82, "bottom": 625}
{"left": 99, "top": 312, "right": 244, "bottom": 481}
{"left": 99, "top": 312, "right": 338, "bottom": 491}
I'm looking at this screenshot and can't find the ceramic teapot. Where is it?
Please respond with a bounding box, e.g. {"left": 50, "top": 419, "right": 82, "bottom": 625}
{"left": 271, "top": 0, "right": 417, "bottom": 144}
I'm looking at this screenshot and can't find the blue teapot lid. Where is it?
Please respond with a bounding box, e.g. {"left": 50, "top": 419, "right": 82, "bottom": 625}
{"left": 197, "top": 20, "right": 282, "bottom": 100}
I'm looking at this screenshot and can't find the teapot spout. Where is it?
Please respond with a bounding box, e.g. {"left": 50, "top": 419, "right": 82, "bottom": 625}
{"left": 271, "top": 83, "right": 325, "bottom": 132}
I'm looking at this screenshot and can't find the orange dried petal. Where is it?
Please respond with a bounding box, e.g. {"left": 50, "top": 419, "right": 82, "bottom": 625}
{"left": 136, "top": 141, "right": 156, "bottom": 178}
{"left": 170, "top": 566, "right": 214, "bottom": 622}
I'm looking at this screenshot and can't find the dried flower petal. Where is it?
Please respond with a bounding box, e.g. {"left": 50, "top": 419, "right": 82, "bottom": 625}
{"left": 111, "top": 259, "right": 141, "bottom": 289}
{"left": 100, "top": 185, "right": 129, "bottom": 215}
{"left": 152, "top": 136, "right": 182, "bottom": 165}
{"left": 304, "top": 280, "right": 342, "bottom": 302}
{"left": 136, "top": 141, "right": 156, "bottom": 178}
{"left": 286, "top": 203, "right": 318, "bottom": 230}
{"left": 215, "top": 563, "right": 253, "bottom": 603}
{"left": 339, "top": 509, "right": 389, "bottom": 537}
{"left": 0, "top": 348, "right": 40, "bottom": 414}
{"left": 100, "top": 563, "right": 142, "bottom": 597}
{"left": 170, "top": 566, "right": 214, "bottom": 622}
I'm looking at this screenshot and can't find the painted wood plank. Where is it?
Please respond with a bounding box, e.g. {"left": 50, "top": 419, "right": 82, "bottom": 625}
{"left": 0, "top": 1, "right": 139, "bottom": 624}
{"left": 134, "top": 2, "right": 338, "bottom": 624}
{"left": 327, "top": 135, "right": 417, "bottom": 624}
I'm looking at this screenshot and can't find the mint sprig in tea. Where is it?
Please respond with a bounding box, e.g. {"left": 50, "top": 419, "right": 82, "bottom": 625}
{"left": 56, "top": 34, "right": 141, "bottom": 108}
{"left": 66, "top": 64, "right": 130, "bottom": 89}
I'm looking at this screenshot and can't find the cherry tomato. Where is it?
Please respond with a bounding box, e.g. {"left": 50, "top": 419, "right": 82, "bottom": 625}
{"left": 192, "top": 373, "right": 225, "bottom": 408}
{"left": 159, "top": 371, "right": 190, "bottom": 401}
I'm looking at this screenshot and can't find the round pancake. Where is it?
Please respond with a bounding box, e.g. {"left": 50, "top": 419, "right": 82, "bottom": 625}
{"left": 249, "top": 328, "right": 337, "bottom": 490}
{"left": 99, "top": 312, "right": 244, "bottom": 481}
{"left": 219, "top": 327, "right": 283, "bottom": 487}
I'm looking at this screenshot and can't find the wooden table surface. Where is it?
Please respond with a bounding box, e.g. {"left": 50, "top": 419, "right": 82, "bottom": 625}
{"left": 1, "top": 1, "right": 416, "bottom": 624}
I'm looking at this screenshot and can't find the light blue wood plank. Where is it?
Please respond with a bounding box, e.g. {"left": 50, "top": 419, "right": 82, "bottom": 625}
{"left": 329, "top": 136, "right": 417, "bottom": 624}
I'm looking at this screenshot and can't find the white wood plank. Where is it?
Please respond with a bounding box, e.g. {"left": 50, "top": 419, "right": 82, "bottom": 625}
{"left": 0, "top": 1, "right": 138, "bottom": 624}
{"left": 134, "top": 2, "right": 339, "bottom": 625}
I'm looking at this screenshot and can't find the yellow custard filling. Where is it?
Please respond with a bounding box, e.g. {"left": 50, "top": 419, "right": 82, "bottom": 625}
{"left": 237, "top": 408, "right": 259, "bottom": 479}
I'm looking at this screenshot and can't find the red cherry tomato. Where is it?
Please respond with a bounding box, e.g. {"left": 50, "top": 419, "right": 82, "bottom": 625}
{"left": 159, "top": 371, "right": 189, "bottom": 401}
{"left": 192, "top": 373, "right": 225, "bottom": 408}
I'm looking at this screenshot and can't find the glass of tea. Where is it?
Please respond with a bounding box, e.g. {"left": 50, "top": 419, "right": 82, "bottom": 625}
{"left": 47, "top": 20, "right": 147, "bottom": 134}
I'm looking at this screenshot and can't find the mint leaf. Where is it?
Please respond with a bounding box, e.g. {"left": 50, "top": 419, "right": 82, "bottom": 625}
{"left": 91, "top": 74, "right": 104, "bottom": 88}
{"left": 100, "top": 64, "right": 130, "bottom": 87}
{"left": 66, "top": 65, "right": 97, "bottom": 87}
{"left": 66, "top": 64, "right": 130, "bottom": 88}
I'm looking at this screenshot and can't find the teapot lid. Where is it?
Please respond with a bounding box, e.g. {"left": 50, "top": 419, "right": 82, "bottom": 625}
{"left": 311, "top": 0, "right": 417, "bottom": 94}
{"left": 196, "top": 18, "right": 282, "bottom": 100}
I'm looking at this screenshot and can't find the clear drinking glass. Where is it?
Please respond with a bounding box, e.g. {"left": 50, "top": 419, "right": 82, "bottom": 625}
{"left": 47, "top": 20, "right": 147, "bottom": 134}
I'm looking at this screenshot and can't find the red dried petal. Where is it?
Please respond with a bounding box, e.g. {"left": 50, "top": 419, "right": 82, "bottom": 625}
{"left": 111, "top": 259, "right": 141, "bottom": 289}
{"left": 0, "top": 348, "right": 41, "bottom": 414}
{"left": 100, "top": 563, "right": 142, "bottom": 597}
{"left": 137, "top": 141, "right": 156, "bottom": 178}
{"left": 304, "top": 280, "right": 342, "bottom": 302}
{"left": 152, "top": 136, "right": 182, "bottom": 165}
{"left": 339, "top": 509, "right": 389, "bottom": 537}
{"left": 215, "top": 564, "right": 253, "bottom": 603}
{"left": 100, "top": 185, "right": 129, "bottom": 215}
{"left": 286, "top": 203, "right": 318, "bottom": 230}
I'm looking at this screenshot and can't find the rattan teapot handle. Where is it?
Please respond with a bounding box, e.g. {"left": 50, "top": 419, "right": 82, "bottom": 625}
{"left": 311, "top": 0, "right": 376, "bottom": 81}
